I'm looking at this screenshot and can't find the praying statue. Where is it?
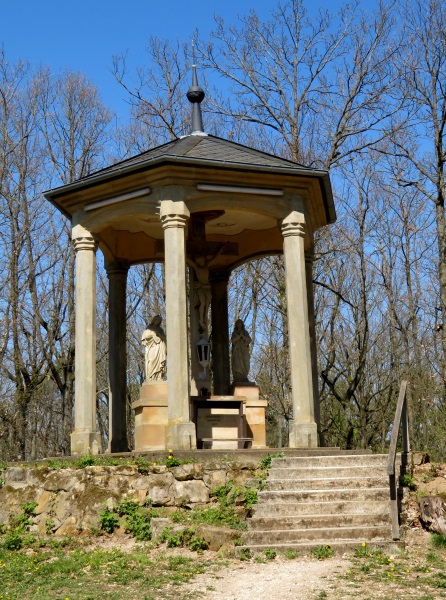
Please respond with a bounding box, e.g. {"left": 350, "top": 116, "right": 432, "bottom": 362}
{"left": 231, "top": 319, "right": 251, "bottom": 382}
{"left": 141, "top": 315, "right": 167, "bottom": 381}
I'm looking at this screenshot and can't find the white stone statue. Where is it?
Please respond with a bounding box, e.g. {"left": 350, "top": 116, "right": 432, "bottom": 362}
{"left": 141, "top": 315, "right": 167, "bottom": 381}
{"left": 231, "top": 319, "right": 251, "bottom": 382}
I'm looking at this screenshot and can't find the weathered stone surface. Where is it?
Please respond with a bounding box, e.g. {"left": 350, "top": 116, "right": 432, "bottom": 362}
{"left": 172, "top": 480, "right": 209, "bottom": 504}
{"left": 147, "top": 472, "right": 175, "bottom": 506}
{"left": 113, "top": 465, "right": 139, "bottom": 476}
{"left": 151, "top": 517, "right": 171, "bottom": 540}
{"left": 26, "top": 468, "right": 50, "bottom": 486}
{"left": 152, "top": 465, "right": 168, "bottom": 474}
{"left": 130, "top": 476, "right": 150, "bottom": 490}
{"left": 413, "top": 452, "right": 429, "bottom": 466}
{"left": 35, "top": 490, "right": 53, "bottom": 515}
{"left": 0, "top": 460, "right": 258, "bottom": 535}
{"left": 424, "top": 477, "right": 446, "bottom": 496}
{"left": 55, "top": 516, "right": 77, "bottom": 537}
{"left": 44, "top": 470, "right": 85, "bottom": 492}
{"left": 195, "top": 524, "right": 241, "bottom": 551}
{"left": 203, "top": 469, "right": 227, "bottom": 490}
{"left": 419, "top": 496, "right": 446, "bottom": 535}
{"left": 5, "top": 467, "right": 27, "bottom": 482}
{"left": 170, "top": 464, "right": 197, "bottom": 481}
{"left": 54, "top": 491, "right": 72, "bottom": 522}
{"left": 130, "top": 489, "right": 147, "bottom": 505}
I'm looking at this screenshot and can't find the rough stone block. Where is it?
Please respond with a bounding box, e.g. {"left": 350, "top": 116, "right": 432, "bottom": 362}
{"left": 151, "top": 517, "right": 171, "bottom": 540}
{"left": 147, "top": 473, "right": 174, "bottom": 506}
{"left": 203, "top": 469, "right": 227, "bottom": 490}
{"left": 195, "top": 524, "right": 241, "bottom": 551}
{"left": 172, "top": 480, "right": 209, "bottom": 504}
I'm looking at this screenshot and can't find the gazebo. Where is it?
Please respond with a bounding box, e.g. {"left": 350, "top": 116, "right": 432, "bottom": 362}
{"left": 44, "top": 68, "right": 335, "bottom": 455}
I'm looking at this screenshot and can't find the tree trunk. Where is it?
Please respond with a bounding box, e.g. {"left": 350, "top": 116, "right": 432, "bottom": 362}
{"left": 419, "top": 496, "right": 446, "bottom": 535}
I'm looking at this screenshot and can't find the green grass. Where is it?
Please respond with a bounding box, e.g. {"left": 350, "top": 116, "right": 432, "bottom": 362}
{"left": 336, "top": 536, "right": 446, "bottom": 597}
{"left": 0, "top": 544, "right": 216, "bottom": 599}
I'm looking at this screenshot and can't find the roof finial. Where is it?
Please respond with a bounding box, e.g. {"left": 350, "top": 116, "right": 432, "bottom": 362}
{"left": 187, "top": 40, "right": 206, "bottom": 136}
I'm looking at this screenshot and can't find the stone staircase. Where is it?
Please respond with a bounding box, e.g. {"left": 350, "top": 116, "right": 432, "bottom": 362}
{"left": 243, "top": 451, "right": 402, "bottom": 554}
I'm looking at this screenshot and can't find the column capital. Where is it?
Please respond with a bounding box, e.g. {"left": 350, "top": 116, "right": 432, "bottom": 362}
{"left": 105, "top": 261, "right": 130, "bottom": 278}
{"left": 72, "top": 224, "right": 98, "bottom": 252}
{"left": 280, "top": 211, "right": 306, "bottom": 238}
{"left": 159, "top": 200, "right": 190, "bottom": 230}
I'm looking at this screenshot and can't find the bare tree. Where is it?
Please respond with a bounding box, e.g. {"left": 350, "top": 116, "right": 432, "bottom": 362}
{"left": 384, "top": 0, "right": 446, "bottom": 391}
{"left": 199, "top": 0, "right": 401, "bottom": 167}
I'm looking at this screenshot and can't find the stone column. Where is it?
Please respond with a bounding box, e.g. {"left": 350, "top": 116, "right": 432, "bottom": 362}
{"left": 281, "top": 212, "right": 318, "bottom": 448}
{"left": 305, "top": 249, "right": 322, "bottom": 445}
{"left": 160, "top": 200, "right": 196, "bottom": 449}
{"left": 71, "top": 224, "right": 102, "bottom": 455}
{"left": 210, "top": 268, "right": 231, "bottom": 395}
{"left": 189, "top": 268, "right": 207, "bottom": 396}
{"left": 106, "top": 262, "right": 129, "bottom": 453}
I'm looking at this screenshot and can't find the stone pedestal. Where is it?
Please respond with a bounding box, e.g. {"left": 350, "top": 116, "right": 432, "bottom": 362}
{"left": 289, "top": 421, "right": 319, "bottom": 448}
{"left": 132, "top": 382, "right": 168, "bottom": 451}
{"left": 70, "top": 431, "right": 101, "bottom": 456}
{"left": 232, "top": 384, "right": 268, "bottom": 449}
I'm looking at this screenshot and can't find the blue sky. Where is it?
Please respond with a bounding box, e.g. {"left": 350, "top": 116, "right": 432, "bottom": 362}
{"left": 3, "top": 0, "right": 375, "bottom": 122}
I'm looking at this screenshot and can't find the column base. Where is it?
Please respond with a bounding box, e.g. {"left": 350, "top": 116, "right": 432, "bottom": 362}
{"left": 166, "top": 422, "right": 197, "bottom": 450}
{"left": 289, "top": 421, "right": 318, "bottom": 448}
{"left": 70, "top": 431, "right": 102, "bottom": 456}
{"left": 107, "top": 439, "right": 130, "bottom": 453}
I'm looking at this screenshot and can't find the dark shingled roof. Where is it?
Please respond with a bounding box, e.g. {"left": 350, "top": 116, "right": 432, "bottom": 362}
{"left": 44, "top": 132, "right": 335, "bottom": 225}
{"left": 77, "top": 134, "right": 314, "bottom": 184}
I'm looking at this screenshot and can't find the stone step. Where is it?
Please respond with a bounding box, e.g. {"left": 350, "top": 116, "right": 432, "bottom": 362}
{"left": 253, "top": 499, "right": 389, "bottom": 517}
{"left": 257, "top": 487, "right": 389, "bottom": 505}
{"left": 266, "top": 476, "right": 388, "bottom": 491}
{"left": 243, "top": 540, "right": 401, "bottom": 555}
{"left": 244, "top": 525, "right": 391, "bottom": 545}
{"left": 270, "top": 453, "right": 391, "bottom": 469}
{"left": 248, "top": 513, "right": 390, "bottom": 531}
{"left": 268, "top": 465, "right": 391, "bottom": 479}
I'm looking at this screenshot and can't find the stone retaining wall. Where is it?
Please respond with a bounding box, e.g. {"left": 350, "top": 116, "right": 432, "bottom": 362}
{"left": 0, "top": 459, "right": 259, "bottom": 537}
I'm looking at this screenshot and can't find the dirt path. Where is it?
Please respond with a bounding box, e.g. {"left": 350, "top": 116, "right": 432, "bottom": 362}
{"left": 181, "top": 555, "right": 350, "bottom": 599}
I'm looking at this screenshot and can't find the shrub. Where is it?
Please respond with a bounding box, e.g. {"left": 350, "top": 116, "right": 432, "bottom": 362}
{"left": 76, "top": 456, "right": 96, "bottom": 468}
{"left": 113, "top": 498, "right": 154, "bottom": 541}
{"left": 21, "top": 500, "right": 38, "bottom": 516}
{"left": 188, "top": 535, "right": 209, "bottom": 553}
{"left": 311, "top": 544, "right": 334, "bottom": 560}
{"left": 259, "top": 452, "right": 285, "bottom": 470}
{"left": 402, "top": 474, "right": 417, "bottom": 490}
{"left": 239, "top": 547, "right": 252, "bottom": 561}
{"left": 99, "top": 509, "right": 120, "bottom": 534}
{"left": 264, "top": 548, "right": 277, "bottom": 560}
{"left": 3, "top": 532, "right": 23, "bottom": 550}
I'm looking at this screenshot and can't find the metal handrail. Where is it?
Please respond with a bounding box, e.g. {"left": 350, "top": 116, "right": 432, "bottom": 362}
{"left": 387, "top": 380, "right": 411, "bottom": 540}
